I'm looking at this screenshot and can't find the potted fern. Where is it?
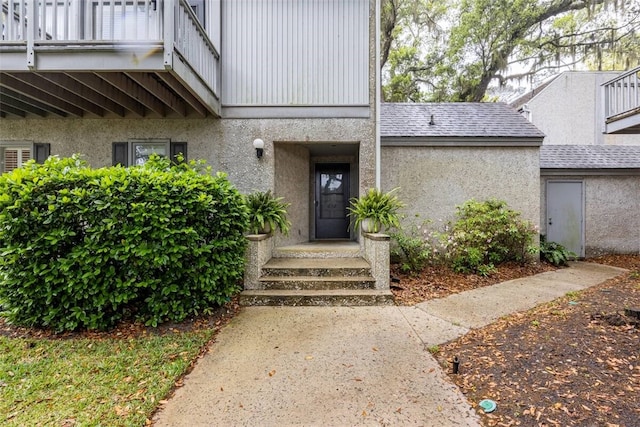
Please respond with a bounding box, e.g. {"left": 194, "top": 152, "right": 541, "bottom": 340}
{"left": 347, "top": 187, "right": 404, "bottom": 233}
{"left": 245, "top": 190, "right": 291, "bottom": 235}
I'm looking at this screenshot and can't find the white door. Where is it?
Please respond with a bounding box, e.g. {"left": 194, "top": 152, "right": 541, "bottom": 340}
{"left": 546, "top": 180, "right": 584, "bottom": 257}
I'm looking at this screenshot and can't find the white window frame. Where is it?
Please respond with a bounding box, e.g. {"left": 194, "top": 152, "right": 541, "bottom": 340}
{"left": 0, "top": 141, "right": 33, "bottom": 174}
{"left": 129, "top": 139, "right": 170, "bottom": 166}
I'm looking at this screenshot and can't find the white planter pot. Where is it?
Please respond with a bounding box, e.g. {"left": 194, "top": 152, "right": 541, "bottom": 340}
{"left": 361, "top": 218, "right": 381, "bottom": 233}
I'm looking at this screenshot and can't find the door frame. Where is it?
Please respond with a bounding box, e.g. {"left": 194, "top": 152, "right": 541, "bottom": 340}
{"left": 545, "top": 179, "right": 585, "bottom": 258}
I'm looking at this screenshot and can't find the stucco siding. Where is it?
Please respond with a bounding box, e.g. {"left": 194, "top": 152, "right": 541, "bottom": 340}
{"left": 0, "top": 117, "right": 375, "bottom": 193}
{"left": 381, "top": 146, "right": 540, "bottom": 229}
{"left": 274, "top": 143, "right": 310, "bottom": 246}
{"left": 526, "top": 72, "right": 618, "bottom": 145}
{"left": 540, "top": 175, "right": 640, "bottom": 256}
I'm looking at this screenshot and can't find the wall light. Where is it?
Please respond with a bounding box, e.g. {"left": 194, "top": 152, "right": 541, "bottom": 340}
{"left": 253, "top": 138, "right": 264, "bottom": 159}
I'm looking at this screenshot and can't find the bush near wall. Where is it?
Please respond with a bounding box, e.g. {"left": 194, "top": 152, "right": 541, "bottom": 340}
{"left": 0, "top": 155, "right": 249, "bottom": 331}
{"left": 443, "top": 199, "right": 537, "bottom": 275}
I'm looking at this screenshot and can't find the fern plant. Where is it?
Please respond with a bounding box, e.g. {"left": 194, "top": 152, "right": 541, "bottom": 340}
{"left": 245, "top": 190, "right": 290, "bottom": 235}
{"left": 347, "top": 187, "right": 405, "bottom": 233}
{"left": 540, "top": 235, "right": 576, "bottom": 266}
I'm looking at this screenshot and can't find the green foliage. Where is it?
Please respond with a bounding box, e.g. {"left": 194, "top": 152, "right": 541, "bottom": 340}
{"left": 245, "top": 190, "right": 291, "bottom": 235}
{"left": 390, "top": 217, "right": 441, "bottom": 273}
{"left": 381, "top": 0, "right": 640, "bottom": 102}
{"left": 540, "top": 235, "right": 576, "bottom": 266}
{"left": 348, "top": 188, "right": 405, "bottom": 233}
{"left": 0, "top": 155, "right": 249, "bottom": 331}
{"left": 442, "top": 199, "right": 537, "bottom": 274}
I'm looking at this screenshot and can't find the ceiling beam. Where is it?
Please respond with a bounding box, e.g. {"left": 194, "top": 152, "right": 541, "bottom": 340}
{"left": 0, "top": 74, "right": 83, "bottom": 117}
{"left": 66, "top": 72, "right": 146, "bottom": 118}
{"left": 38, "top": 72, "right": 126, "bottom": 117}
{"left": 126, "top": 72, "right": 187, "bottom": 117}
{"left": 0, "top": 86, "right": 66, "bottom": 117}
{"left": 11, "top": 72, "right": 105, "bottom": 117}
{"left": 0, "top": 103, "right": 27, "bottom": 117}
{"left": 99, "top": 73, "right": 165, "bottom": 117}
{"left": 157, "top": 73, "right": 208, "bottom": 117}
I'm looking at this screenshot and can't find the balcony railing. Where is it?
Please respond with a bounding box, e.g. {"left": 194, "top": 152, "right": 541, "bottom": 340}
{"left": 602, "top": 67, "right": 640, "bottom": 133}
{"left": 0, "top": 0, "right": 220, "bottom": 117}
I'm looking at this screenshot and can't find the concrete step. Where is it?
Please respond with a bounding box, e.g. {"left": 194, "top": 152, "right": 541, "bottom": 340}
{"left": 261, "top": 257, "right": 372, "bottom": 278}
{"left": 259, "top": 276, "right": 376, "bottom": 290}
{"left": 273, "top": 241, "right": 361, "bottom": 258}
{"left": 239, "top": 289, "right": 394, "bottom": 306}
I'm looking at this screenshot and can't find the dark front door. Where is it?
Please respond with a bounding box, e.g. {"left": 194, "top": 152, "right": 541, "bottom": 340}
{"left": 315, "top": 163, "right": 350, "bottom": 239}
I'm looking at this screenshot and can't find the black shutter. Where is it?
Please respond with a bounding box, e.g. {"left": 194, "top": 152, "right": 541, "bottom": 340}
{"left": 32, "top": 143, "right": 51, "bottom": 163}
{"left": 170, "top": 141, "right": 187, "bottom": 164}
{"left": 112, "top": 142, "right": 128, "bottom": 166}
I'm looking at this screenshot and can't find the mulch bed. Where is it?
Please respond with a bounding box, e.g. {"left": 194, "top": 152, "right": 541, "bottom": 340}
{"left": 433, "top": 254, "right": 640, "bottom": 426}
{"left": 391, "top": 261, "right": 558, "bottom": 305}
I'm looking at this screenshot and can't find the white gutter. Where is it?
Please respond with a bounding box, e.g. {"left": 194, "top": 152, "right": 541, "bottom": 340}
{"left": 375, "top": 0, "right": 381, "bottom": 189}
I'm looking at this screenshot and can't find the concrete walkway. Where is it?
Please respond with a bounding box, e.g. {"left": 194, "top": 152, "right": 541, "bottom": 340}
{"left": 153, "top": 262, "right": 626, "bottom": 427}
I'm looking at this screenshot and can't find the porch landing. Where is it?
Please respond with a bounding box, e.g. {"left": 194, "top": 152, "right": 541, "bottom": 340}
{"left": 241, "top": 238, "right": 393, "bottom": 306}
{"left": 273, "top": 240, "right": 361, "bottom": 258}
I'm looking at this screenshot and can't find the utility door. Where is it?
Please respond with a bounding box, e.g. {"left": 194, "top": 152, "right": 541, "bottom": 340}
{"left": 315, "top": 163, "right": 350, "bottom": 239}
{"left": 546, "top": 180, "right": 584, "bottom": 257}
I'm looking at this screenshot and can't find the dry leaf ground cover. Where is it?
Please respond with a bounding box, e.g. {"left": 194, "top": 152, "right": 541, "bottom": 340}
{"left": 431, "top": 254, "right": 640, "bottom": 427}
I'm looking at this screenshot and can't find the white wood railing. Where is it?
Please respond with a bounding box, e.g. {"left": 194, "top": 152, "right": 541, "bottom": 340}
{"left": 1, "top": 0, "right": 219, "bottom": 99}
{"left": 603, "top": 67, "right": 640, "bottom": 120}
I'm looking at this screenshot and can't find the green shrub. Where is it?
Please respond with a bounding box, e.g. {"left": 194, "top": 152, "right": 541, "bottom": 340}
{"left": 390, "top": 218, "right": 441, "bottom": 273}
{"left": 0, "top": 155, "right": 248, "bottom": 331}
{"left": 539, "top": 235, "right": 576, "bottom": 266}
{"left": 442, "top": 199, "right": 537, "bottom": 274}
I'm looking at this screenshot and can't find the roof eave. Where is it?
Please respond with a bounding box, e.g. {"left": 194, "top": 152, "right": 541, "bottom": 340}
{"left": 541, "top": 167, "right": 640, "bottom": 176}
{"left": 381, "top": 136, "right": 544, "bottom": 147}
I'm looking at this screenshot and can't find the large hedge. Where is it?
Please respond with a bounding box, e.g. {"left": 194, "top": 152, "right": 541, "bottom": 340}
{"left": 0, "top": 155, "right": 249, "bottom": 331}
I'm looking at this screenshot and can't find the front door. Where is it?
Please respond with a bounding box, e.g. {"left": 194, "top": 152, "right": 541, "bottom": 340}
{"left": 546, "top": 180, "right": 584, "bottom": 257}
{"left": 315, "top": 163, "right": 350, "bottom": 239}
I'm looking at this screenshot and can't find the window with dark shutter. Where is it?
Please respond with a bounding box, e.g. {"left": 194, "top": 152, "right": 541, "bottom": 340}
{"left": 112, "top": 142, "right": 128, "bottom": 166}
{"left": 33, "top": 143, "right": 51, "bottom": 163}
{"left": 170, "top": 142, "right": 188, "bottom": 164}
{"left": 112, "top": 140, "right": 187, "bottom": 166}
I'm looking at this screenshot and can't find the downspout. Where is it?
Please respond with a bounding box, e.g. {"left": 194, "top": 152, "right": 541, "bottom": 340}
{"left": 375, "top": 0, "right": 381, "bottom": 189}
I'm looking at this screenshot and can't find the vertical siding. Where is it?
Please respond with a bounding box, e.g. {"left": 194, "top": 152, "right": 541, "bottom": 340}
{"left": 222, "top": 0, "right": 369, "bottom": 106}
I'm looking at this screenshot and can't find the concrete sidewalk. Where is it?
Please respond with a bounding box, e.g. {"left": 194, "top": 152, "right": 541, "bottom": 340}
{"left": 153, "top": 262, "right": 626, "bottom": 427}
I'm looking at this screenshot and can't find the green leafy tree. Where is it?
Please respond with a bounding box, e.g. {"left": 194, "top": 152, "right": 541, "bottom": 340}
{"left": 382, "top": 0, "right": 640, "bottom": 102}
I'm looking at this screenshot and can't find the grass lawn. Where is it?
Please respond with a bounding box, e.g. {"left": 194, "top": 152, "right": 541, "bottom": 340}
{"left": 0, "top": 328, "right": 214, "bottom": 426}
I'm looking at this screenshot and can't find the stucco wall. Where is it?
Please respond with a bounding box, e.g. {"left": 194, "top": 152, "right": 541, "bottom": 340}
{"left": 526, "top": 72, "right": 619, "bottom": 145}
{"left": 540, "top": 175, "right": 640, "bottom": 256}
{"left": 381, "top": 146, "right": 541, "bottom": 230}
{"left": 274, "top": 143, "right": 310, "bottom": 246}
{"left": 0, "top": 117, "right": 375, "bottom": 193}
{"left": 0, "top": 116, "right": 376, "bottom": 242}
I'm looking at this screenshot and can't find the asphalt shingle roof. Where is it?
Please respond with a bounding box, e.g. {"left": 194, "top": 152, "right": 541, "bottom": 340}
{"left": 381, "top": 102, "right": 545, "bottom": 139}
{"left": 540, "top": 145, "right": 640, "bottom": 169}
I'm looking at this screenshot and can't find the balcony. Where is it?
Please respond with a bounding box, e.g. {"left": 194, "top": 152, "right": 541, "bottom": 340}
{"left": 603, "top": 66, "right": 640, "bottom": 134}
{"left": 0, "top": 0, "right": 220, "bottom": 118}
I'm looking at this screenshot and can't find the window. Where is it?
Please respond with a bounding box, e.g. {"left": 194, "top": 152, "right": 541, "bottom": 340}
{"left": 112, "top": 140, "right": 187, "bottom": 166}
{"left": 0, "top": 142, "right": 50, "bottom": 173}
